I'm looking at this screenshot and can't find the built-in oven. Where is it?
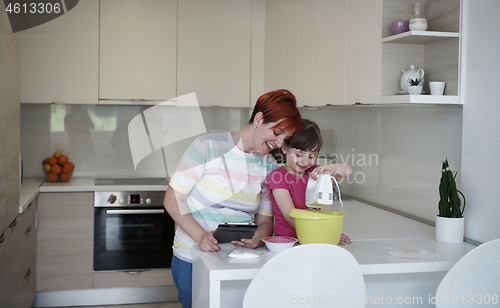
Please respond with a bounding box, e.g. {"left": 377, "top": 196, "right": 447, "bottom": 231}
{"left": 93, "top": 190, "right": 175, "bottom": 272}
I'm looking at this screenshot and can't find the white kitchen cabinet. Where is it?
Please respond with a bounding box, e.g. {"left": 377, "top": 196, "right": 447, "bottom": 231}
{"left": 345, "top": 0, "right": 382, "bottom": 105}
{"left": 0, "top": 218, "right": 20, "bottom": 307}
{"left": 37, "top": 192, "right": 93, "bottom": 291}
{"left": 93, "top": 270, "right": 174, "bottom": 289}
{"left": 265, "top": 0, "right": 346, "bottom": 107}
{"left": 99, "top": 0, "right": 177, "bottom": 104}
{"left": 379, "top": 0, "right": 461, "bottom": 104}
{"left": 177, "top": 0, "right": 255, "bottom": 107}
{"left": 20, "top": 0, "right": 99, "bottom": 104}
{"left": 17, "top": 200, "right": 37, "bottom": 308}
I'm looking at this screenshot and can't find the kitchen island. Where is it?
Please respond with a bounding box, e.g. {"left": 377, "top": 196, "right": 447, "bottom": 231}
{"left": 192, "top": 200, "right": 476, "bottom": 308}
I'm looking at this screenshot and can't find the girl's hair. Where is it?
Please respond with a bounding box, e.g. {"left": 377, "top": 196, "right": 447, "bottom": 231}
{"left": 248, "top": 89, "right": 302, "bottom": 135}
{"left": 284, "top": 119, "right": 323, "bottom": 152}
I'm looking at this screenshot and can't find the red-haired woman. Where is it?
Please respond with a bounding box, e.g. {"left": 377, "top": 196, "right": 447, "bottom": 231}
{"left": 164, "top": 89, "right": 302, "bottom": 308}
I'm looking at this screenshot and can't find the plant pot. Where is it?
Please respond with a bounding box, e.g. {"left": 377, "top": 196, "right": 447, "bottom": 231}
{"left": 435, "top": 216, "right": 464, "bottom": 243}
{"left": 407, "top": 85, "right": 422, "bottom": 95}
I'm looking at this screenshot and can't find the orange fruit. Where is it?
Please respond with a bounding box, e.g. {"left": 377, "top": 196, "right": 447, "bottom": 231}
{"left": 62, "top": 163, "right": 73, "bottom": 174}
{"left": 68, "top": 162, "right": 75, "bottom": 169}
{"left": 53, "top": 151, "right": 63, "bottom": 158}
{"left": 60, "top": 173, "right": 70, "bottom": 182}
{"left": 47, "top": 173, "right": 59, "bottom": 182}
{"left": 58, "top": 155, "right": 68, "bottom": 165}
{"left": 51, "top": 164, "right": 62, "bottom": 175}
{"left": 48, "top": 157, "right": 58, "bottom": 166}
{"left": 42, "top": 158, "right": 50, "bottom": 165}
{"left": 43, "top": 164, "right": 51, "bottom": 173}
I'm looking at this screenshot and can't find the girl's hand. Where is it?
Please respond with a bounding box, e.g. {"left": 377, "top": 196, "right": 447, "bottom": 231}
{"left": 311, "top": 164, "right": 353, "bottom": 180}
{"left": 310, "top": 165, "right": 327, "bottom": 180}
{"left": 199, "top": 230, "right": 221, "bottom": 252}
{"left": 339, "top": 233, "right": 352, "bottom": 245}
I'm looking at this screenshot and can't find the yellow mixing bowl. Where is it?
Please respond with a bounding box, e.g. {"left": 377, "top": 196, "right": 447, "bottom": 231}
{"left": 289, "top": 209, "right": 345, "bottom": 245}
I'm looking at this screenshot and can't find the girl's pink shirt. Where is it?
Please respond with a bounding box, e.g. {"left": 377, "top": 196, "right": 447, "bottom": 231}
{"left": 268, "top": 165, "right": 318, "bottom": 237}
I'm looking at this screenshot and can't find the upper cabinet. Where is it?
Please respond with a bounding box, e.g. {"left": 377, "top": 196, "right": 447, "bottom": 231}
{"left": 265, "top": 0, "right": 346, "bottom": 107}
{"left": 21, "top": 0, "right": 99, "bottom": 104}
{"left": 99, "top": 0, "right": 177, "bottom": 104}
{"left": 345, "top": 0, "right": 382, "bottom": 105}
{"left": 177, "top": 0, "right": 257, "bottom": 107}
{"left": 265, "top": 0, "right": 461, "bottom": 106}
{"left": 379, "top": 0, "right": 461, "bottom": 104}
{"left": 21, "top": 0, "right": 260, "bottom": 107}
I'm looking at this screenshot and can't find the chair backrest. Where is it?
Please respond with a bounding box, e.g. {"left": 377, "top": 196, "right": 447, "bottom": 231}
{"left": 243, "top": 244, "right": 365, "bottom": 308}
{"left": 435, "top": 238, "right": 500, "bottom": 307}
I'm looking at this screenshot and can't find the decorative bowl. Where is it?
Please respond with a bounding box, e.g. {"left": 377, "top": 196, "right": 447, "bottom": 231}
{"left": 263, "top": 236, "right": 298, "bottom": 253}
{"left": 44, "top": 170, "right": 73, "bottom": 182}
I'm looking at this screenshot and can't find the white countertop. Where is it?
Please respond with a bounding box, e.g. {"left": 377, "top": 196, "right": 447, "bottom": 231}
{"left": 193, "top": 200, "right": 477, "bottom": 280}
{"left": 39, "top": 178, "right": 169, "bottom": 192}
{"left": 19, "top": 179, "right": 44, "bottom": 213}
{"left": 19, "top": 177, "right": 169, "bottom": 213}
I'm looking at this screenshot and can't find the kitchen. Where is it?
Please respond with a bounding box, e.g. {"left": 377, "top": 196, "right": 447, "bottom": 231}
{"left": 2, "top": 0, "right": 500, "bottom": 307}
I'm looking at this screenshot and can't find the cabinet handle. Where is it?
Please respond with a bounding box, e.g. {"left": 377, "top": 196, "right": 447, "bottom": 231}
{"left": 125, "top": 270, "right": 147, "bottom": 274}
{"left": 26, "top": 226, "right": 32, "bottom": 233}
{"left": 106, "top": 209, "right": 165, "bottom": 215}
{"left": 25, "top": 268, "right": 31, "bottom": 278}
{"left": 0, "top": 235, "right": 4, "bottom": 244}
{"left": 9, "top": 220, "right": 17, "bottom": 228}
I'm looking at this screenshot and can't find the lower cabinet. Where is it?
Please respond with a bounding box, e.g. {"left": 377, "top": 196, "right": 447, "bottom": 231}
{"left": 18, "top": 199, "right": 37, "bottom": 307}
{"left": 0, "top": 198, "right": 37, "bottom": 308}
{"left": 37, "top": 192, "right": 174, "bottom": 293}
{"left": 37, "top": 192, "right": 94, "bottom": 291}
{"left": 93, "top": 270, "right": 174, "bottom": 289}
{"left": 0, "top": 218, "right": 19, "bottom": 308}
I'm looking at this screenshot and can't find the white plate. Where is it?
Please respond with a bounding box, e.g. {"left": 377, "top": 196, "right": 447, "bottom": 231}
{"left": 397, "top": 91, "right": 427, "bottom": 95}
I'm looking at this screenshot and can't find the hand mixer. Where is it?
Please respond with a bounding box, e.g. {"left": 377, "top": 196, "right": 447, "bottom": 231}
{"left": 305, "top": 174, "right": 344, "bottom": 213}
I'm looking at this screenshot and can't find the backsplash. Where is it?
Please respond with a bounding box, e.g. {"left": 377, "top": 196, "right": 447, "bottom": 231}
{"left": 21, "top": 103, "right": 463, "bottom": 222}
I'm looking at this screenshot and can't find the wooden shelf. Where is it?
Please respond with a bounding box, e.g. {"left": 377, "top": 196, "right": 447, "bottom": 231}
{"left": 378, "top": 95, "right": 460, "bottom": 105}
{"left": 382, "top": 31, "right": 460, "bottom": 45}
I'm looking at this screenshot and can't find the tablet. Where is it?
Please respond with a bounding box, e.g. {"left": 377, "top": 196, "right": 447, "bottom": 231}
{"left": 213, "top": 223, "right": 258, "bottom": 243}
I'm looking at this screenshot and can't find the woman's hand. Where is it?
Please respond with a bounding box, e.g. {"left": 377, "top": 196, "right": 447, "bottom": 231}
{"left": 198, "top": 230, "right": 221, "bottom": 252}
{"left": 339, "top": 233, "right": 352, "bottom": 245}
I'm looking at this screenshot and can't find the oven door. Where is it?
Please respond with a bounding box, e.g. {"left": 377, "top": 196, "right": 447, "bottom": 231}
{"left": 94, "top": 206, "right": 175, "bottom": 271}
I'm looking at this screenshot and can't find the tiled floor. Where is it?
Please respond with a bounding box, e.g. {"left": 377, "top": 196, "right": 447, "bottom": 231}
{"left": 39, "top": 302, "right": 182, "bottom": 308}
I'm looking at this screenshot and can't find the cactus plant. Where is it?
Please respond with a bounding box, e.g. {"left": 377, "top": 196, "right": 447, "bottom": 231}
{"left": 438, "top": 159, "right": 466, "bottom": 218}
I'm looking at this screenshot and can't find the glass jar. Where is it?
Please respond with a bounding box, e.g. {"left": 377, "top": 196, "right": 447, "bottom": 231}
{"left": 410, "top": 2, "right": 426, "bottom": 19}
{"left": 409, "top": 3, "right": 428, "bottom": 31}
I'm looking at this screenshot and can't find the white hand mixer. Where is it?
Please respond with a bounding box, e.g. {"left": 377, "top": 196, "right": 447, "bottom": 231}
{"left": 305, "top": 174, "right": 344, "bottom": 213}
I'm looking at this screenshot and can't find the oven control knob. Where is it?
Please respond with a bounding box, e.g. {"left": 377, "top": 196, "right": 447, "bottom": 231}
{"left": 146, "top": 198, "right": 152, "bottom": 205}
{"left": 119, "top": 199, "right": 125, "bottom": 205}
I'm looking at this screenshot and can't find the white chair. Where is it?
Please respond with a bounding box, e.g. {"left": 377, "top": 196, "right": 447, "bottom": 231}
{"left": 436, "top": 238, "right": 500, "bottom": 307}
{"left": 243, "top": 244, "right": 365, "bottom": 307}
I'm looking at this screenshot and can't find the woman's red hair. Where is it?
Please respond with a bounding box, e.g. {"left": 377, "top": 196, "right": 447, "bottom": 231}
{"left": 249, "top": 89, "right": 302, "bottom": 135}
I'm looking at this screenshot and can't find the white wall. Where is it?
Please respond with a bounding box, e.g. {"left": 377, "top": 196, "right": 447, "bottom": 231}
{"left": 300, "top": 105, "right": 463, "bottom": 224}
{"left": 460, "top": 0, "right": 500, "bottom": 243}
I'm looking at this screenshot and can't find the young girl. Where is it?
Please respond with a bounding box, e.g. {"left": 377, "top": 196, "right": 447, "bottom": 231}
{"left": 268, "top": 119, "right": 352, "bottom": 245}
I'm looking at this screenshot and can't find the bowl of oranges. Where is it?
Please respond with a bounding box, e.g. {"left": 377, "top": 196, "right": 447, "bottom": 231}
{"left": 42, "top": 151, "right": 75, "bottom": 182}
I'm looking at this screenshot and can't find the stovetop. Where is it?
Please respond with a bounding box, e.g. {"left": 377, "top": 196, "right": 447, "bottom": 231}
{"left": 94, "top": 177, "right": 169, "bottom": 186}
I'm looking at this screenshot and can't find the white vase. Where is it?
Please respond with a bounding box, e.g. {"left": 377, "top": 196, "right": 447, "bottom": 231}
{"left": 435, "top": 216, "right": 464, "bottom": 243}
{"left": 407, "top": 85, "right": 422, "bottom": 95}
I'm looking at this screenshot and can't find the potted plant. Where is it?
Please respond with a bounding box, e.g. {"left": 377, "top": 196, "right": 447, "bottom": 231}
{"left": 407, "top": 77, "right": 423, "bottom": 95}
{"left": 435, "top": 159, "right": 466, "bottom": 243}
